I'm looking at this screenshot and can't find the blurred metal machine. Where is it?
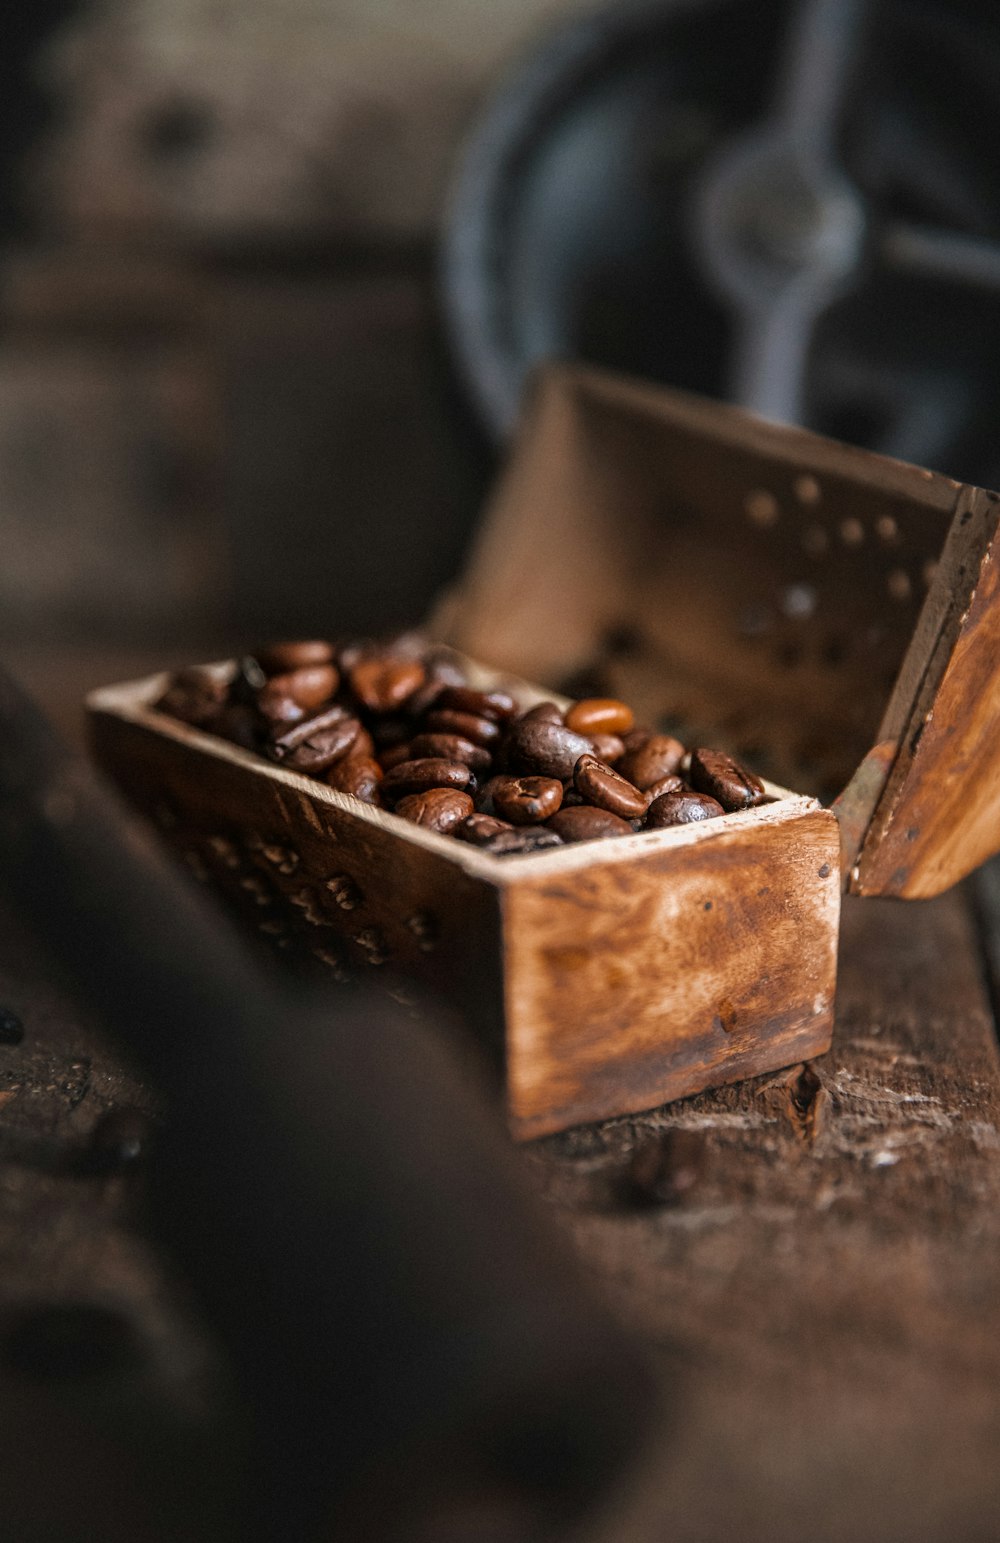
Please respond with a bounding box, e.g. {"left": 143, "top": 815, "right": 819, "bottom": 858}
{"left": 444, "top": 0, "right": 1000, "bottom": 488}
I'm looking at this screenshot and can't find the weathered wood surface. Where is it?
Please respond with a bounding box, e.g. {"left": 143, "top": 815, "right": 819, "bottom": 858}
{"left": 2, "top": 862, "right": 1000, "bottom": 1537}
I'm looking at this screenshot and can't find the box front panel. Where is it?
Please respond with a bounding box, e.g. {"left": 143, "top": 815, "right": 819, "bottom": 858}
{"left": 502, "top": 807, "right": 841, "bottom": 1138}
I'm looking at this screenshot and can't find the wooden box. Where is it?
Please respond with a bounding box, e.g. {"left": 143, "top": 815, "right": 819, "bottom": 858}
{"left": 87, "top": 365, "right": 1000, "bottom": 1138}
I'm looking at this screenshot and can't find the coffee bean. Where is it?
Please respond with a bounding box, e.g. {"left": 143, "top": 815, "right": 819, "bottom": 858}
{"left": 644, "top": 791, "right": 725, "bottom": 828}
{"left": 520, "top": 701, "right": 564, "bottom": 724}
{"left": 261, "top": 664, "right": 338, "bottom": 713}
{"left": 454, "top": 813, "right": 515, "bottom": 845}
{"left": 424, "top": 709, "right": 502, "bottom": 748}
{"left": 589, "top": 733, "right": 625, "bottom": 763}
{"left": 381, "top": 758, "right": 474, "bottom": 802}
{"left": 350, "top": 655, "right": 426, "bottom": 713}
{"left": 504, "top": 720, "right": 594, "bottom": 780}
{"left": 155, "top": 668, "right": 225, "bottom": 728}
{"left": 325, "top": 755, "right": 383, "bottom": 803}
{"left": 257, "top": 640, "right": 334, "bottom": 675}
{"left": 271, "top": 709, "right": 361, "bottom": 774}
{"left": 618, "top": 735, "right": 686, "bottom": 790}
{"left": 491, "top": 775, "right": 563, "bottom": 826}
{"left": 483, "top": 827, "right": 565, "bottom": 856}
{"left": 620, "top": 725, "right": 654, "bottom": 752}
{"left": 546, "top": 806, "right": 634, "bottom": 843}
{"left": 435, "top": 686, "right": 517, "bottom": 722}
{"left": 573, "top": 754, "right": 649, "bottom": 819}
{"left": 405, "top": 657, "right": 468, "bottom": 719}
{"left": 351, "top": 725, "right": 376, "bottom": 759}
{"left": 395, "top": 789, "right": 474, "bottom": 833}
{"left": 565, "top": 697, "right": 635, "bottom": 736}
{"left": 408, "top": 733, "right": 493, "bottom": 773}
{"left": 0, "top": 1008, "right": 24, "bottom": 1045}
{"left": 688, "top": 748, "right": 766, "bottom": 812}
{"left": 644, "top": 773, "right": 684, "bottom": 802}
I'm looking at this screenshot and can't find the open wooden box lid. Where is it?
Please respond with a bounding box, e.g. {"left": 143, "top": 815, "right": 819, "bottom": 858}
{"left": 433, "top": 364, "right": 1000, "bottom": 899}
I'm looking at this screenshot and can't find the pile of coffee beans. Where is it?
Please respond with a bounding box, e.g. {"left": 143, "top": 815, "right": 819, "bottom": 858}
{"left": 156, "top": 638, "right": 770, "bottom": 855}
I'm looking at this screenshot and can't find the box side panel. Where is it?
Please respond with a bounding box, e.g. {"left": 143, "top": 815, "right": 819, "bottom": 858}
{"left": 89, "top": 708, "right": 506, "bottom": 1057}
{"left": 502, "top": 807, "right": 841, "bottom": 1139}
{"left": 856, "top": 513, "right": 1000, "bottom": 897}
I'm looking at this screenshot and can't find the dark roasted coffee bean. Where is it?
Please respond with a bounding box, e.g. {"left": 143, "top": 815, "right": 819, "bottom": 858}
{"left": 454, "top": 813, "right": 515, "bottom": 845}
{"left": 620, "top": 726, "right": 653, "bottom": 752}
{"left": 351, "top": 725, "right": 376, "bottom": 759}
{"left": 0, "top": 1008, "right": 24, "bottom": 1045}
{"left": 156, "top": 668, "right": 225, "bottom": 728}
{"left": 256, "top": 689, "right": 306, "bottom": 730}
{"left": 483, "top": 827, "right": 564, "bottom": 856}
{"left": 408, "top": 733, "right": 492, "bottom": 773}
{"left": 325, "top": 755, "right": 383, "bottom": 803}
{"left": 491, "top": 775, "right": 563, "bottom": 826}
{"left": 435, "top": 686, "right": 518, "bottom": 722}
{"left": 688, "top": 748, "right": 766, "bottom": 811}
{"left": 379, "top": 741, "right": 414, "bottom": 771}
{"left": 474, "top": 776, "right": 506, "bottom": 815}
{"left": 546, "top": 806, "right": 634, "bottom": 843}
{"left": 271, "top": 710, "right": 361, "bottom": 774}
{"left": 270, "top": 704, "right": 352, "bottom": 753}
{"left": 504, "top": 719, "right": 593, "bottom": 780}
{"left": 257, "top": 640, "right": 334, "bottom": 675}
{"left": 260, "top": 664, "right": 338, "bottom": 714}
{"left": 644, "top": 790, "right": 725, "bottom": 828}
{"left": 565, "top": 697, "right": 635, "bottom": 736}
{"left": 395, "top": 788, "right": 474, "bottom": 833}
{"left": 350, "top": 655, "right": 426, "bottom": 713}
{"left": 589, "top": 733, "right": 625, "bottom": 763}
{"left": 573, "top": 754, "right": 648, "bottom": 819}
{"left": 381, "top": 758, "right": 474, "bottom": 802}
{"left": 228, "top": 655, "right": 267, "bottom": 705}
{"left": 618, "top": 734, "right": 686, "bottom": 790}
{"left": 424, "top": 708, "right": 502, "bottom": 748}
{"left": 214, "top": 703, "right": 261, "bottom": 750}
{"left": 520, "top": 701, "right": 564, "bottom": 724}
{"left": 644, "top": 773, "right": 684, "bottom": 802}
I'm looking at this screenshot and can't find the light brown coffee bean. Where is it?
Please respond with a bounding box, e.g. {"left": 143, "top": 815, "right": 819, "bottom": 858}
{"left": 644, "top": 791, "right": 725, "bottom": 828}
{"left": 546, "top": 806, "right": 634, "bottom": 843}
{"left": 589, "top": 733, "right": 625, "bottom": 763}
{"left": 257, "top": 640, "right": 334, "bottom": 675}
{"left": 618, "top": 734, "right": 686, "bottom": 790}
{"left": 504, "top": 720, "right": 594, "bottom": 780}
{"left": 491, "top": 775, "right": 563, "bottom": 826}
{"left": 424, "top": 709, "right": 502, "bottom": 748}
{"left": 565, "top": 697, "right": 635, "bottom": 736}
{"left": 436, "top": 686, "right": 518, "bottom": 722}
{"left": 408, "top": 732, "right": 493, "bottom": 773}
{"left": 380, "top": 758, "right": 474, "bottom": 802}
{"left": 483, "top": 827, "right": 564, "bottom": 856}
{"left": 454, "top": 813, "right": 515, "bottom": 845}
{"left": 272, "top": 713, "right": 362, "bottom": 774}
{"left": 573, "top": 754, "right": 648, "bottom": 819}
{"left": 325, "top": 755, "right": 383, "bottom": 803}
{"left": 520, "top": 701, "right": 564, "bottom": 724}
{"left": 350, "top": 655, "right": 427, "bottom": 713}
{"left": 395, "top": 788, "right": 474, "bottom": 833}
{"left": 263, "top": 664, "right": 338, "bottom": 711}
{"left": 688, "top": 748, "right": 766, "bottom": 811}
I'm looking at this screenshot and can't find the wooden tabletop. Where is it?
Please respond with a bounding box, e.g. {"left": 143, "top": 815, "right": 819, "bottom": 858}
{"left": 1, "top": 812, "right": 998, "bottom": 1539}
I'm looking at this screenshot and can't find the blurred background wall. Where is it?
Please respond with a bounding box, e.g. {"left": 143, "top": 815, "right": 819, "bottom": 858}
{"left": 0, "top": 0, "right": 595, "bottom": 719}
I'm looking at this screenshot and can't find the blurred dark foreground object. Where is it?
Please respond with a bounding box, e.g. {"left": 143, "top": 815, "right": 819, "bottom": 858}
{"left": 445, "top": 0, "right": 1000, "bottom": 489}
{"left": 0, "top": 665, "right": 655, "bottom": 1541}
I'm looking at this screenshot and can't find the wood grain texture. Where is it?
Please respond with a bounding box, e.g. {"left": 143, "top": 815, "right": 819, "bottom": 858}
{"left": 437, "top": 364, "right": 1000, "bottom": 895}
{"left": 532, "top": 888, "right": 1000, "bottom": 1543}
{"left": 89, "top": 671, "right": 839, "bottom": 1136}
{"left": 504, "top": 804, "right": 839, "bottom": 1137}
{"left": 856, "top": 495, "right": 1000, "bottom": 896}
